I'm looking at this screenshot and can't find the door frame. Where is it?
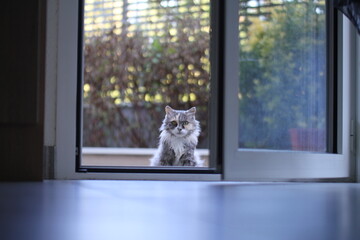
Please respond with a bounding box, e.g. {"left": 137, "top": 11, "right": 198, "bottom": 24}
{"left": 50, "top": 0, "right": 221, "bottom": 180}
{"left": 47, "top": 0, "right": 358, "bottom": 182}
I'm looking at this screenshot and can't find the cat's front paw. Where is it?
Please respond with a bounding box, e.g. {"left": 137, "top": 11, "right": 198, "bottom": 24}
{"left": 180, "top": 159, "right": 196, "bottom": 166}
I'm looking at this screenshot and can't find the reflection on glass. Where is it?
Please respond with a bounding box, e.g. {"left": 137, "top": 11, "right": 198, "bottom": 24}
{"left": 238, "top": 0, "right": 327, "bottom": 152}
{"left": 82, "top": 0, "right": 210, "bottom": 167}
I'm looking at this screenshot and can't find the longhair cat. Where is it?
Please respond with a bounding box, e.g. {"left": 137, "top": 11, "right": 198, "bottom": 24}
{"left": 150, "top": 106, "right": 203, "bottom": 167}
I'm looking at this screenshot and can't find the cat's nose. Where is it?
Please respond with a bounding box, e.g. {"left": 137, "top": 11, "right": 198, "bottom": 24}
{"left": 177, "top": 128, "right": 182, "bottom": 132}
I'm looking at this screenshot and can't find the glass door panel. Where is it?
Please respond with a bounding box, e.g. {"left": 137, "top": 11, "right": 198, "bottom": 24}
{"left": 78, "top": 0, "right": 214, "bottom": 171}
{"left": 238, "top": 0, "right": 327, "bottom": 152}
{"left": 223, "top": 0, "right": 353, "bottom": 181}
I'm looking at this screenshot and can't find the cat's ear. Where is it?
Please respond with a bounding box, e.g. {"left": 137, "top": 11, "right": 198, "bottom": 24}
{"left": 187, "top": 107, "right": 196, "bottom": 115}
{"left": 165, "top": 106, "right": 174, "bottom": 115}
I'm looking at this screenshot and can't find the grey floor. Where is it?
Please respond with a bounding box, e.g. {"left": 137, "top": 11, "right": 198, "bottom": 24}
{"left": 0, "top": 180, "right": 359, "bottom": 240}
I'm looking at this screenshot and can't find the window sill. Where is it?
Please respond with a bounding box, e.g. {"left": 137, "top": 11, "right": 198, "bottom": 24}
{"left": 82, "top": 147, "right": 209, "bottom": 167}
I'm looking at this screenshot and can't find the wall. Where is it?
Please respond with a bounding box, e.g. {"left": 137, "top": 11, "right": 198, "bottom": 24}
{"left": 0, "top": 1, "right": 46, "bottom": 180}
{"left": 357, "top": 33, "right": 360, "bottom": 182}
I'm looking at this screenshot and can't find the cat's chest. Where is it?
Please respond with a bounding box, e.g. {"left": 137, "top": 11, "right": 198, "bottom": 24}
{"left": 168, "top": 138, "right": 186, "bottom": 162}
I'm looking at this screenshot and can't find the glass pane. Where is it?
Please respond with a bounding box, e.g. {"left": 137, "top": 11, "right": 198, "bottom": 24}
{"left": 82, "top": 0, "right": 211, "bottom": 167}
{"left": 238, "top": 0, "right": 327, "bottom": 152}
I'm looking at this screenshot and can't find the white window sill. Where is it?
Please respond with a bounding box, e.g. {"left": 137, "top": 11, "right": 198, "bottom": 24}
{"left": 82, "top": 147, "right": 209, "bottom": 167}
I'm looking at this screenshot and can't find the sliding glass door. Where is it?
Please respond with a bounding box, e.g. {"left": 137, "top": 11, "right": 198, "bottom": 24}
{"left": 223, "top": 0, "right": 354, "bottom": 181}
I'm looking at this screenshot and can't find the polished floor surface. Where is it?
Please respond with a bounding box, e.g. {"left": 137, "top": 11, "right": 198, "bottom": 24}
{"left": 0, "top": 180, "right": 359, "bottom": 240}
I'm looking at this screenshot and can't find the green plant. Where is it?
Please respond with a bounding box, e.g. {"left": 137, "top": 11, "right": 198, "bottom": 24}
{"left": 239, "top": 1, "right": 326, "bottom": 150}
{"left": 83, "top": 14, "right": 210, "bottom": 148}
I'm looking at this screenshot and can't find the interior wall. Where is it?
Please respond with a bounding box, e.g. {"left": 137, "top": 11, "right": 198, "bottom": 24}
{"left": 42, "top": 0, "right": 59, "bottom": 179}
{"left": 356, "top": 33, "right": 360, "bottom": 183}
{"left": 44, "top": 0, "right": 58, "bottom": 148}
{"left": 0, "top": 1, "right": 46, "bottom": 180}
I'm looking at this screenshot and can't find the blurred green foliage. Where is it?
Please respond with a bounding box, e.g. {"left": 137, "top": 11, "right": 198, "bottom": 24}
{"left": 239, "top": 0, "right": 327, "bottom": 150}
{"left": 83, "top": 0, "right": 327, "bottom": 151}
{"left": 83, "top": 4, "right": 210, "bottom": 148}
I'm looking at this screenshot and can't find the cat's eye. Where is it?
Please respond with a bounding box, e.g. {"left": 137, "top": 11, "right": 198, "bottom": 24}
{"left": 170, "top": 121, "right": 178, "bottom": 127}
{"left": 183, "top": 121, "right": 189, "bottom": 125}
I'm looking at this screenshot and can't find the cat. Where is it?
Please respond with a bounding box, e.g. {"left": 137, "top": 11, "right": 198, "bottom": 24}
{"left": 150, "top": 106, "right": 203, "bottom": 167}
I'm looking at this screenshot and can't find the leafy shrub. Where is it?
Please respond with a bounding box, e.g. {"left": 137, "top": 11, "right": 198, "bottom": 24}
{"left": 83, "top": 16, "right": 210, "bottom": 148}
{"left": 239, "top": 1, "right": 326, "bottom": 150}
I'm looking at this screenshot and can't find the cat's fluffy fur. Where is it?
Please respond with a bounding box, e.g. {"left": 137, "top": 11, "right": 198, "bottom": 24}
{"left": 150, "top": 106, "right": 203, "bottom": 167}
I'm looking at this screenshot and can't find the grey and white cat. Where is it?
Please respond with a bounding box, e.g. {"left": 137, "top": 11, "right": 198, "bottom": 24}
{"left": 150, "top": 106, "right": 203, "bottom": 167}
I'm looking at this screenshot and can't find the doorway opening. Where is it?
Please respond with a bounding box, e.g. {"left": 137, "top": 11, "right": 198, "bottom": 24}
{"left": 77, "top": 0, "right": 216, "bottom": 173}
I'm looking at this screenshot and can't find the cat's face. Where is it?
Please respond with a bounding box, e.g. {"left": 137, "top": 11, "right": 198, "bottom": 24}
{"left": 162, "top": 106, "right": 198, "bottom": 137}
